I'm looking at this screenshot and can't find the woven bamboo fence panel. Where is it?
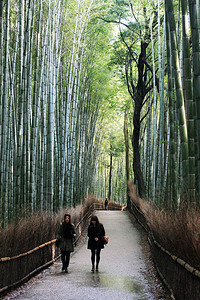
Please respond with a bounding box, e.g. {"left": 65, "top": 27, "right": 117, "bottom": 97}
{"left": 0, "top": 202, "right": 121, "bottom": 295}
{"left": 0, "top": 205, "right": 94, "bottom": 295}
{"left": 129, "top": 200, "right": 200, "bottom": 300}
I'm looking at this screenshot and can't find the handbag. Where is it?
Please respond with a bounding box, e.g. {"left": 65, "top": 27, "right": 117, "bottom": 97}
{"left": 72, "top": 234, "right": 77, "bottom": 247}
{"left": 103, "top": 235, "right": 109, "bottom": 244}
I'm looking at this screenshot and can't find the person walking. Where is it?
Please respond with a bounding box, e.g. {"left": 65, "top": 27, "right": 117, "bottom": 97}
{"left": 87, "top": 215, "right": 106, "bottom": 272}
{"left": 105, "top": 197, "right": 108, "bottom": 210}
{"left": 56, "top": 214, "right": 76, "bottom": 273}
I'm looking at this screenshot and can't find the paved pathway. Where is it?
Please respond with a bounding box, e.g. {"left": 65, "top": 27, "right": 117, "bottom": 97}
{"left": 4, "top": 211, "right": 168, "bottom": 300}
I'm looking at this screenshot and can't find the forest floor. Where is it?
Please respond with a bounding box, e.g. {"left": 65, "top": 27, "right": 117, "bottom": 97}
{"left": 2, "top": 211, "right": 170, "bottom": 300}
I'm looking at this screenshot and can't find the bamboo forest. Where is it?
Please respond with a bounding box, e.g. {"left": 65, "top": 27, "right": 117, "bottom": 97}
{"left": 0, "top": 0, "right": 200, "bottom": 222}
{"left": 1, "top": 0, "right": 200, "bottom": 298}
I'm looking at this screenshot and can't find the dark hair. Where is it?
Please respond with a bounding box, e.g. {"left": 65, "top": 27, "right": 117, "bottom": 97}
{"left": 64, "top": 214, "right": 72, "bottom": 224}
{"left": 90, "top": 215, "right": 100, "bottom": 226}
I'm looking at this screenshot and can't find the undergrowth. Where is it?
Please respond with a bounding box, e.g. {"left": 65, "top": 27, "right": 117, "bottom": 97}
{"left": 0, "top": 194, "right": 97, "bottom": 259}
{"left": 128, "top": 181, "right": 200, "bottom": 270}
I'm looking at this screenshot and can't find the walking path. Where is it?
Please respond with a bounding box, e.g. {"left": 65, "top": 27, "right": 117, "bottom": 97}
{"left": 4, "top": 211, "right": 169, "bottom": 299}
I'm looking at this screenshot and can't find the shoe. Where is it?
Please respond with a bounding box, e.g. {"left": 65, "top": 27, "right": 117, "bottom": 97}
{"left": 91, "top": 265, "right": 94, "bottom": 272}
{"left": 96, "top": 266, "right": 99, "bottom": 272}
{"left": 62, "top": 265, "right": 65, "bottom": 271}
{"left": 65, "top": 268, "right": 68, "bottom": 273}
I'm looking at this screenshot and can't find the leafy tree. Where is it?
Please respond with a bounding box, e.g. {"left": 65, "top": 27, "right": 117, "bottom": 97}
{"left": 102, "top": 0, "right": 161, "bottom": 197}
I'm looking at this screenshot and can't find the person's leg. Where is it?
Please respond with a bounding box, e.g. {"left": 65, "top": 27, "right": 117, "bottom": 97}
{"left": 96, "top": 249, "right": 101, "bottom": 271}
{"left": 91, "top": 249, "right": 95, "bottom": 271}
{"left": 61, "top": 250, "right": 66, "bottom": 270}
{"left": 65, "top": 251, "right": 70, "bottom": 271}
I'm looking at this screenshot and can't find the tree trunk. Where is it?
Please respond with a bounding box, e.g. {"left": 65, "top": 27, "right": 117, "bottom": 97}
{"left": 132, "top": 100, "right": 146, "bottom": 198}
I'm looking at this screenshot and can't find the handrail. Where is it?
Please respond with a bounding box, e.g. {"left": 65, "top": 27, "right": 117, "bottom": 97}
{"left": 0, "top": 258, "right": 56, "bottom": 294}
{"left": 0, "top": 202, "right": 122, "bottom": 263}
{"left": 0, "top": 201, "right": 122, "bottom": 295}
{"left": 0, "top": 240, "right": 56, "bottom": 262}
{"left": 0, "top": 204, "right": 94, "bottom": 295}
{"left": 150, "top": 232, "right": 200, "bottom": 278}
{"left": 129, "top": 199, "right": 200, "bottom": 278}
{"left": 0, "top": 205, "right": 93, "bottom": 263}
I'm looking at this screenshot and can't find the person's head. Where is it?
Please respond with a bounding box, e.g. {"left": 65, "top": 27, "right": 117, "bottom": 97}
{"left": 64, "top": 214, "right": 71, "bottom": 224}
{"left": 90, "top": 215, "right": 100, "bottom": 226}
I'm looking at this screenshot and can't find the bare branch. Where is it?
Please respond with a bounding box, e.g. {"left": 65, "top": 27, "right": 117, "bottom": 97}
{"left": 129, "top": 59, "right": 135, "bottom": 95}
{"left": 142, "top": 58, "right": 159, "bottom": 92}
{"left": 119, "top": 25, "right": 137, "bottom": 64}
{"left": 142, "top": 94, "right": 150, "bottom": 107}
{"left": 140, "top": 99, "right": 153, "bottom": 123}
{"left": 129, "top": 2, "right": 142, "bottom": 37}
{"left": 125, "top": 60, "right": 134, "bottom": 99}
{"left": 98, "top": 17, "right": 135, "bottom": 32}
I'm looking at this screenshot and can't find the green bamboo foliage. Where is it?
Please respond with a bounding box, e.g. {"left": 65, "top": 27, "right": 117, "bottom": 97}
{"left": 111, "top": 159, "right": 126, "bottom": 204}
{"left": 145, "top": 102, "right": 152, "bottom": 198}
{"left": 0, "top": 0, "right": 109, "bottom": 226}
{"left": 135, "top": 0, "right": 200, "bottom": 208}
{"left": 0, "top": 0, "right": 3, "bottom": 151}
{"left": 149, "top": 9, "right": 158, "bottom": 202}
{"left": 98, "top": 0, "right": 200, "bottom": 209}
{"left": 148, "top": 0, "right": 199, "bottom": 207}
{"left": 166, "top": 17, "right": 178, "bottom": 207}
{"left": 188, "top": 0, "right": 200, "bottom": 200}
{"left": 165, "top": 0, "right": 189, "bottom": 188}
{"left": 68, "top": 0, "right": 93, "bottom": 206}
{"left": 16, "top": 0, "right": 24, "bottom": 211}
{"left": 1, "top": 0, "right": 200, "bottom": 226}
{"left": 30, "top": 0, "right": 43, "bottom": 210}
{"left": 124, "top": 108, "right": 130, "bottom": 207}
{"left": 156, "top": 8, "right": 166, "bottom": 204}
{"left": 1, "top": 0, "right": 9, "bottom": 224}
{"left": 181, "top": 0, "right": 195, "bottom": 200}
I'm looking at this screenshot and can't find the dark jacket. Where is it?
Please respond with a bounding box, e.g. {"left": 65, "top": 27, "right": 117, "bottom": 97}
{"left": 57, "top": 223, "right": 76, "bottom": 252}
{"left": 87, "top": 223, "right": 105, "bottom": 250}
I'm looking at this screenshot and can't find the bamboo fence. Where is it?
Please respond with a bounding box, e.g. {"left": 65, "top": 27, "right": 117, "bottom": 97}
{"left": 0, "top": 205, "right": 94, "bottom": 295}
{"left": 129, "top": 199, "right": 200, "bottom": 300}
{"left": 0, "top": 202, "right": 122, "bottom": 295}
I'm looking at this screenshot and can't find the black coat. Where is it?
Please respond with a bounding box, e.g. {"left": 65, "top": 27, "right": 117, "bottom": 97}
{"left": 57, "top": 223, "right": 76, "bottom": 252}
{"left": 87, "top": 223, "right": 105, "bottom": 250}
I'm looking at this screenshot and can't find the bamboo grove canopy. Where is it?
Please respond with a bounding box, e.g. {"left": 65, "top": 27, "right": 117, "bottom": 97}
{"left": 0, "top": 0, "right": 200, "bottom": 226}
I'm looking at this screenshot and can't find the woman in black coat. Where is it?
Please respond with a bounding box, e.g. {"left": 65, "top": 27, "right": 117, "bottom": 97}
{"left": 57, "top": 214, "right": 76, "bottom": 273}
{"left": 87, "top": 215, "right": 105, "bottom": 272}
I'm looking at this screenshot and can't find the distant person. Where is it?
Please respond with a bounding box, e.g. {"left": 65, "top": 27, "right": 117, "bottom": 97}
{"left": 56, "top": 214, "right": 76, "bottom": 273}
{"left": 87, "top": 215, "right": 106, "bottom": 272}
{"left": 105, "top": 197, "right": 108, "bottom": 210}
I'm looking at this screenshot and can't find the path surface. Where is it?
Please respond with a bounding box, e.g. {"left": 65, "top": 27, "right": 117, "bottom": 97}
{"left": 4, "top": 211, "right": 169, "bottom": 300}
